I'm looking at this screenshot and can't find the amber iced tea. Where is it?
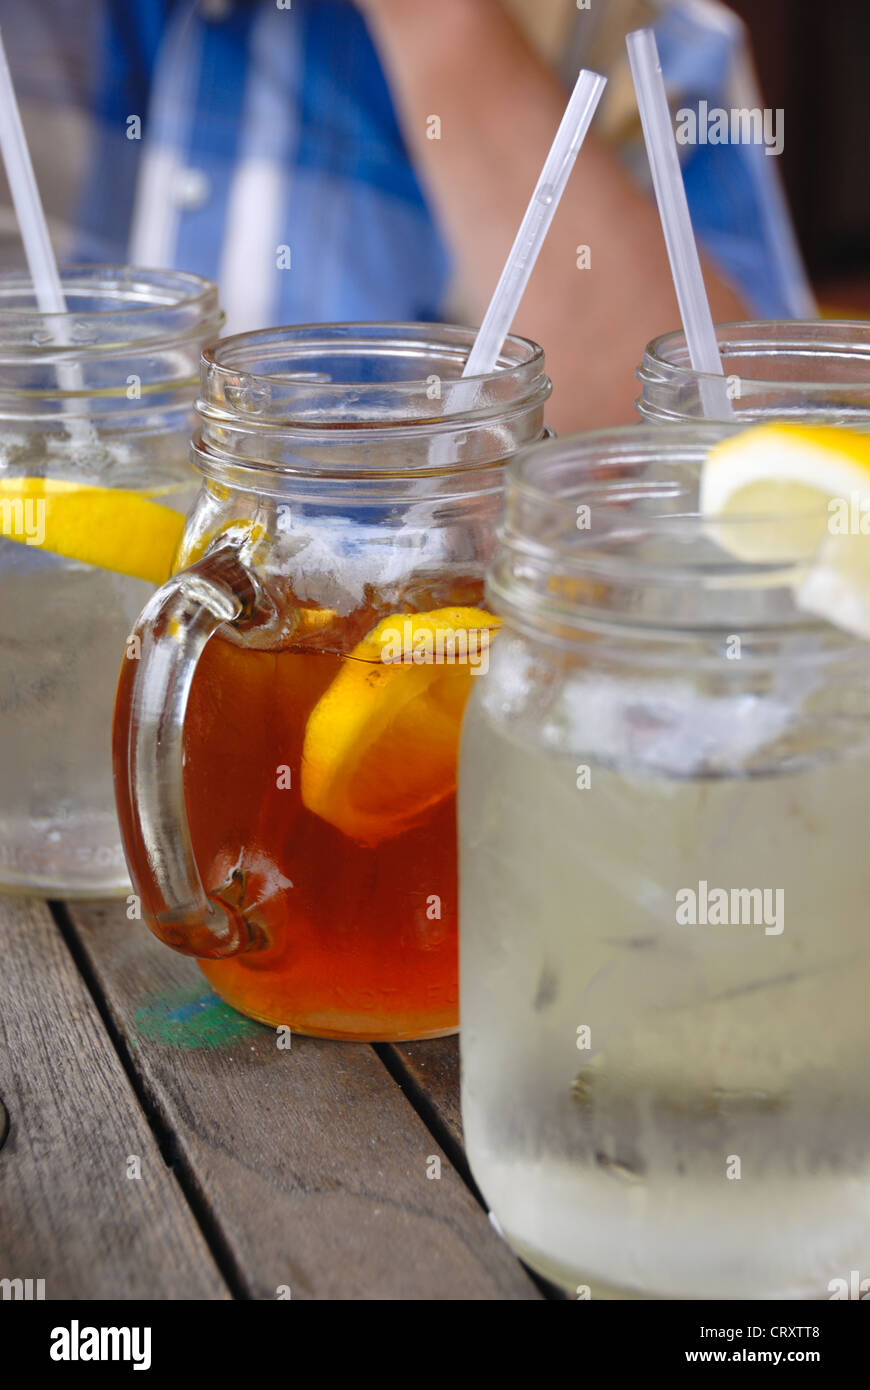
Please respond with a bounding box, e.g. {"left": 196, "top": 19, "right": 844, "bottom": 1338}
{"left": 112, "top": 323, "right": 549, "bottom": 1041}
{"left": 118, "top": 581, "right": 495, "bottom": 1039}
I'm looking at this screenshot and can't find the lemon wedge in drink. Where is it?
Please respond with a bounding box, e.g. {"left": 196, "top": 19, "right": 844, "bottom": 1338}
{"left": 0, "top": 477, "right": 185, "bottom": 583}
{"left": 701, "top": 424, "right": 870, "bottom": 637}
{"left": 301, "top": 607, "right": 500, "bottom": 844}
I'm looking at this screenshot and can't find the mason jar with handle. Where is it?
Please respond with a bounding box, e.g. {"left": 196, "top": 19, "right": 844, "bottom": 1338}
{"left": 0, "top": 266, "right": 222, "bottom": 897}
{"left": 459, "top": 424, "right": 870, "bottom": 1299}
{"left": 113, "top": 322, "right": 550, "bottom": 1042}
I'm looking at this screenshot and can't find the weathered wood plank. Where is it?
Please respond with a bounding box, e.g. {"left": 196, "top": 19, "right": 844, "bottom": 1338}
{"left": 0, "top": 895, "right": 229, "bottom": 1299}
{"left": 387, "top": 1038, "right": 463, "bottom": 1152}
{"left": 66, "top": 899, "right": 541, "bottom": 1300}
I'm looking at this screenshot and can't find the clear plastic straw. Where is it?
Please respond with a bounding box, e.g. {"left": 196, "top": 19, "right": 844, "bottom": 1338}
{"left": 626, "top": 27, "right": 731, "bottom": 419}
{"left": 463, "top": 68, "right": 607, "bottom": 378}
{"left": 0, "top": 27, "right": 91, "bottom": 441}
{"left": 0, "top": 28, "right": 66, "bottom": 314}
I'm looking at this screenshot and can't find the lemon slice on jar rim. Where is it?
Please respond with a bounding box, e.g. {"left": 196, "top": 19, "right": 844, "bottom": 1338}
{"left": 700, "top": 424, "right": 870, "bottom": 638}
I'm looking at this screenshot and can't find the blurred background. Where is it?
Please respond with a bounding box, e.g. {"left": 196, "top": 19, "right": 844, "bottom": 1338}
{"left": 727, "top": 0, "right": 870, "bottom": 315}
{"left": 0, "top": 0, "right": 865, "bottom": 427}
{"left": 4, "top": 0, "right": 867, "bottom": 304}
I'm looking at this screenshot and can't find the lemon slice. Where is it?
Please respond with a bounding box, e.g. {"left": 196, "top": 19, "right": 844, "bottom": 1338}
{"left": 301, "top": 607, "right": 499, "bottom": 844}
{"left": 0, "top": 477, "right": 185, "bottom": 583}
{"left": 701, "top": 424, "right": 870, "bottom": 636}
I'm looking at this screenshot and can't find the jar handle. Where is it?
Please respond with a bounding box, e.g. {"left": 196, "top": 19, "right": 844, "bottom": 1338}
{"left": 113, "top": 543, "right": 269, "bottom": 959}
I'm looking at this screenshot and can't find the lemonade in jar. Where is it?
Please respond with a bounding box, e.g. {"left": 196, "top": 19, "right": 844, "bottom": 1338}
{"left": 459, "top": 423, "right": 870, "bottom": 1299}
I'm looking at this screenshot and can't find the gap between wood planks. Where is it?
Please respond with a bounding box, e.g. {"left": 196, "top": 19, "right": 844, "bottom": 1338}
{"left": 50, "top": 900, "right": 554, "bottom": 1299}
{"left": 375, "top": 1044, "right": 559, "bottom": 1300}
{"left": 49, "top": 899, "right": 250, "bottom": 1300}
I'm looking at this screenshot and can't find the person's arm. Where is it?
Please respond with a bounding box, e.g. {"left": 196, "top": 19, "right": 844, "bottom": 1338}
{"left": 358, "top": 0, "right": 747, "bottom": 431}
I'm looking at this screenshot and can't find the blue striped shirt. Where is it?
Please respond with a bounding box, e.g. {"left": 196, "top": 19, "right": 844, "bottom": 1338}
{"left": 6, "top": 0, "right": 813, "bottom": 332}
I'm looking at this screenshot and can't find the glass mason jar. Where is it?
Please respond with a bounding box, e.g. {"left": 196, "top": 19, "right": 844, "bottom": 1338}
{"left": 113, "top": 323, "right": 550, "bottom": 1042}
{"left": 0, "top": 267, "right": 222, "bottom": 897}
{"left": 459, "top": 425, "right": 870, "bottom": 1299}
{"left": 637, "top": 319, "right": 870, "bottom": 426}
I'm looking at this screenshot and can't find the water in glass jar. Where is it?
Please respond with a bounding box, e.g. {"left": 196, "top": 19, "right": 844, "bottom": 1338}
{"left": 0, "top": 433, "right": 193, "bottom": 896}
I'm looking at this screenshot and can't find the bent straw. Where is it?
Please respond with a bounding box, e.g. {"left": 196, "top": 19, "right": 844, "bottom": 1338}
{"left": 463, "top": 68, "right": 607, "bottom": 378}
{"left": 626, "top": 27, "right": 731, "bottom": 419}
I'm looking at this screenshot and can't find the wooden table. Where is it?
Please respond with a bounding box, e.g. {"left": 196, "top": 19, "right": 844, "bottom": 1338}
{"left": 0, "top": 896, "right": 543, "bottom": 1300}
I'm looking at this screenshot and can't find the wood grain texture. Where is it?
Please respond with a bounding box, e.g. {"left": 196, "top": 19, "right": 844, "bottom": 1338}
{"left": 388, "top": 1038, "right": 464, "bottom": 1151}
{"left": 0, "top": 895, "right": 228, "bottom": 1300}
{"left": 66, "top": 899, "right": 541, "bottom": 1301}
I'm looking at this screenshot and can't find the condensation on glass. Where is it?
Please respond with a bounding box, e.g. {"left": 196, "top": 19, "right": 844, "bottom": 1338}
{"left": 459, "top": 424, "right": 870, "bottom": 1299}
{"left": 0, "top": 267, "right": 222, "bottom": 896}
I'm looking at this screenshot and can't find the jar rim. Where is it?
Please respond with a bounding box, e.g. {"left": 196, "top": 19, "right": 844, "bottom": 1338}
{"left": 0, "top": 265, "right": 222, "bottom": 350}
{"left": 641, "top": 319, "right": 870, "bottom": 392}
{"left": 492, "top": 424, "right": 859, "bottom": 648}
{"left": 199, "top": 321, "right": 547, "bottom": 425}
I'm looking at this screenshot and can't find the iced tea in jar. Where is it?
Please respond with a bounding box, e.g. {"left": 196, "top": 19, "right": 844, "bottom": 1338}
{"left": 113, "top": 323, "right": 549, "bottom": 1040}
